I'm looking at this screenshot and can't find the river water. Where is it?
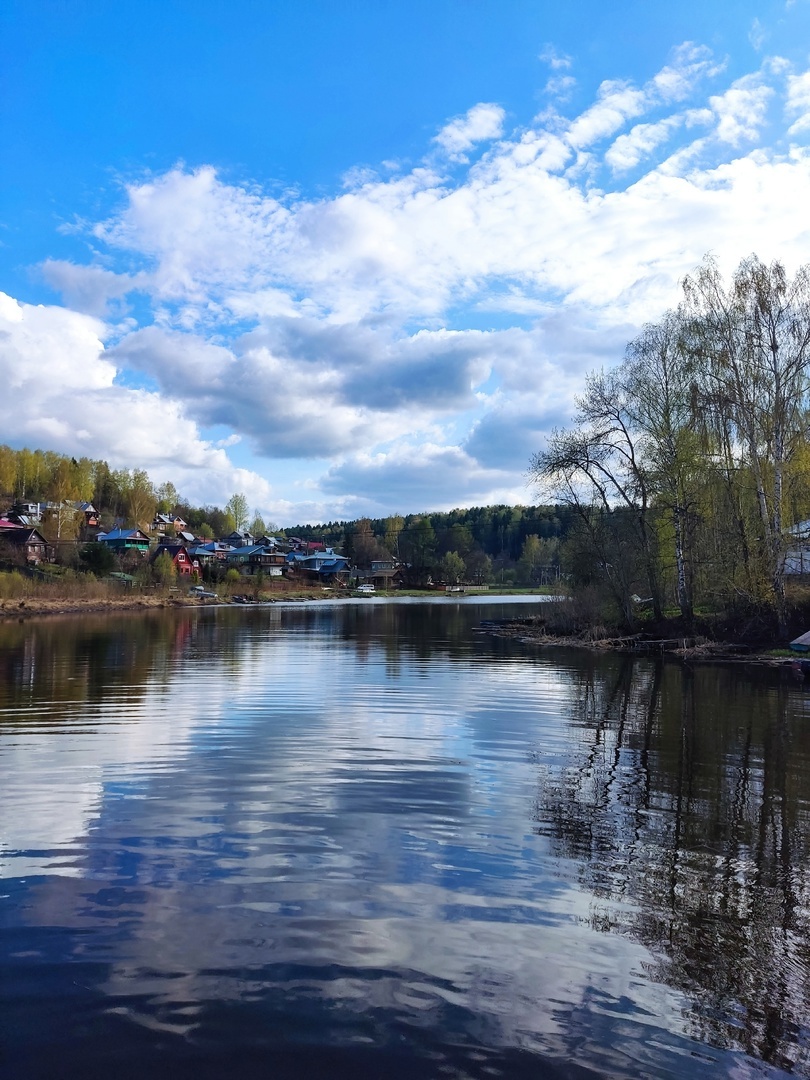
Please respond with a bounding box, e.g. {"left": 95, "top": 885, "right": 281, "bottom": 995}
{"left": 2, "top": 598, "right": 810, "bottom": 1078}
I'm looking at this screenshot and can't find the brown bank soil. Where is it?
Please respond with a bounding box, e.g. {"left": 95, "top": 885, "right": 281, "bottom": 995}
{"left": 0, "top": 593, "right": 215, "bottom": 621}
{"left": 0, "top": 584, "right": 350, "bottom": 622}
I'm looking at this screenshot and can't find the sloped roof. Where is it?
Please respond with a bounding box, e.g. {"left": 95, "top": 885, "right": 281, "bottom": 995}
{"left": 98, "top": 527, "right": 150, "bottom": 542}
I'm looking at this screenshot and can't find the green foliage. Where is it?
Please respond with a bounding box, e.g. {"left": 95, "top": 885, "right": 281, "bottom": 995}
{"left": 225, "top": 493, "right": 249, "bottom": 532}
{"left": 79, "top": 542, "right": 116, "bottom": 576}
{"left": 439, "top": 550, "right": 465, "bottom": 584}
{"left": 464, "top": 549, "right": 492, "bottom": 584}
{"left": 152, "top": 550, "right": 177, "bottom": 587}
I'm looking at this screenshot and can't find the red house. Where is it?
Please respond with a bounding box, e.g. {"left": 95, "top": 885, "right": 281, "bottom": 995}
{"left": 152, "top": 544, "right": 200, "bottom": 577}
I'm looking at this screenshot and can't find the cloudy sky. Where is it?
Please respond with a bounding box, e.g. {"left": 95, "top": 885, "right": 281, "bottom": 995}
{"left": 3, "top": 1, "right": 810, "bottom": 524}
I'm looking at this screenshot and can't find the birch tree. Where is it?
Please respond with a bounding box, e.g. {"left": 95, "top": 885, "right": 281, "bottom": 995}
{"left": 624, "top": 310, "right": 700, "bottom": 623}
{"left": 684, "top": 256, "right": 810, "bottom": 630}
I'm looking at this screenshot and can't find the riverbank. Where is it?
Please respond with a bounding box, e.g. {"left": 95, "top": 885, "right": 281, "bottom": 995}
{"left": 0, "top": 582, "right": 555, "bottom": 621}
{"left": 481, "top": 617, "right": 801, "bottom": 670}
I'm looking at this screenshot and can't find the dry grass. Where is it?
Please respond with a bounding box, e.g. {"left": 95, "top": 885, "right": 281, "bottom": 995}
{"left": 0, "top": 570, "right": 125, "bottom": 602}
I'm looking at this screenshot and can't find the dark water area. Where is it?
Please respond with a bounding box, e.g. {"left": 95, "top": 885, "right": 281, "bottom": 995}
{"left": 2, "top": 598, "right": 810, "bottom": 1078}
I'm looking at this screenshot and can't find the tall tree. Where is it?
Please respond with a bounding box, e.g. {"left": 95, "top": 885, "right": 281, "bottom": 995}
{"left": 44, "top": 458, "right": 81, "bottom": 541}
{"left": 684, "top": 256, "right": 810, "bottom": 630}
{"left": 225, "top": 492, "right": 249, "bottom": 532}
{"left": 122, "top": 469, "right": 157, "bottom": 529}
{"left": 624, "top": 310, "right": 700, "bottom": 623}
{"left": 531, "top": 370, "right": 662, "bottom": 624}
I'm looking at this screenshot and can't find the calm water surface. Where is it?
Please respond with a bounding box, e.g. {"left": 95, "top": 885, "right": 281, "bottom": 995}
{"left": 2, "top": 598, "right": 810, "bottom": 1078}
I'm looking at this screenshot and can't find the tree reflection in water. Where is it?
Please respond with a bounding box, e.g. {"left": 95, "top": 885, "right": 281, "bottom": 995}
{"left": 533, "top": 656, "right": 810, "bottom": 1073}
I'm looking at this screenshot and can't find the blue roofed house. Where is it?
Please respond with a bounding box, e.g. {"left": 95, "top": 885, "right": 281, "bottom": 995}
{"left": 96, "top": 527, "right": 151, "bottom": 554}
{"left": 286, "top": 548, "right": 349, "bottom": 584}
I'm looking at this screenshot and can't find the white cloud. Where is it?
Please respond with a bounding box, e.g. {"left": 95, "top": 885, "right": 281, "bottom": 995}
{"left": 545, "top": 74, "right": 577, "bottom": 100}
{"left": 321, "top": 442, "right": 523, "bottom": 512}
{"left": 567, "top": 42, "right": 721, "bottom": 151}
{"left": 433, "top": 103, "right": 506, "bottom": 161}
{"left": 40, "top": 259, "right": 150, "bottom": 317}
{"left": 605, "top": 117, "right": 683, "bottom": 172}
{"left": 0, "top": 292, "right": 275, "bottom": 513}
{"left": 709, "top": 76, "right": 774, "bottom": 144}
{"left": 787, "top": 69, "right": 810, "bottom": 133}
{"left": 749, "top": 18, "right": 768, "bottom": 51}
{"left": 539, "top": 44, "right": 572, "bottom": 71}
{"left": 15, "top": 41, "right": 810, "bottom": 519}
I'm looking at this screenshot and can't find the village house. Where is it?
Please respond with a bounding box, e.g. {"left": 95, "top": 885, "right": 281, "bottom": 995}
{"left": 74, "top": 501, "right": 100, "bottom": 529}
{"left": 0, "top": 520, "right": 48, "bottom": 564}
{"left": 152, "top": 543, "right": 200, "bottom": 577}
{"left": 286, "top": 548, "right": 349, "bottom": 584}
{"left": 225, "top": 529, "right": 254, "bottom": 548}
{"left": 151, "top": 512, "right": 188, "bottom": 535}
{"left": 96, "top": 527, "right": 151, "bottom": 555}
{"left": 356, "top": 558, "right": 403, "bottom": 590}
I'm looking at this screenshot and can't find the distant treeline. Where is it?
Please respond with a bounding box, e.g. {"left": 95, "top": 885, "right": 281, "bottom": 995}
{"left": 288, "top": 505, "right": 570, "bottom": 562}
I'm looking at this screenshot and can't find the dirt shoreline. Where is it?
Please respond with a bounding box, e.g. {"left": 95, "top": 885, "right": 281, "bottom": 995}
{"left": 0, "top": 594, "right": 217, "bottom": 621}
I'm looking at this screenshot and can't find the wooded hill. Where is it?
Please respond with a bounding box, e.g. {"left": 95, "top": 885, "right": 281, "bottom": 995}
{"left": 0, "top": 448, "right": 570, "bottom": 585}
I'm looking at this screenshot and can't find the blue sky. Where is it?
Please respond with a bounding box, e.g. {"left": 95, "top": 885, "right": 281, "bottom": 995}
{"left": 2, "top": 1, "right": 810, "bottom": 524}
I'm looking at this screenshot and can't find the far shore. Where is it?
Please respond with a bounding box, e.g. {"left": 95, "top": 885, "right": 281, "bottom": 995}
{"left": 0, "top": 586, "right": 555, "bottom": 622}
{"left": 4, "top": 591, "right": 806, "bottom": 674}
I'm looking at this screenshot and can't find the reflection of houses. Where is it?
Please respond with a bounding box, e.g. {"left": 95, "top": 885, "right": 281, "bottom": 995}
{"left": 152, "top": 543, "right": 200, "bottom": 577}
{"left": 96, "top": 527, "right": 151, "bottom": 555}
{"left": 286, "top": 548, "right": 349, "bottom": 584}
{"left": 0, "top": 521, "right": 48, "bottom": 563}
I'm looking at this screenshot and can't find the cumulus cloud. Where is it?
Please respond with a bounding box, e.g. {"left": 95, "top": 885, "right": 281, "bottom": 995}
{"left": 786, "top": 69, "right": 810, "bottom": 133}
{"left": 109, "top": 321, "right": 515, "bottom": 461}
{"left": 0, "top": 292, "right": 275, "bottom": 512}
{"left": 17, "top": 41, "right": 810, "bottom": 519}
{"left": 321, "top": 442, "right": 522, "bottom": 512}
{"left": 40, "top": 259, "right": 150, "bottom": 317}
{"left": 709, "top": 75, "right": 774, "bottom": 144}
{"left": 433, "top": 102, "right": 506, "bottom": 161}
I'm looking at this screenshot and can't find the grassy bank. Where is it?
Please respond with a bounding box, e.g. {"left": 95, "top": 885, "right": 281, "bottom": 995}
{"left": 0, "top": 570, "right": 557, "bottom": 620}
